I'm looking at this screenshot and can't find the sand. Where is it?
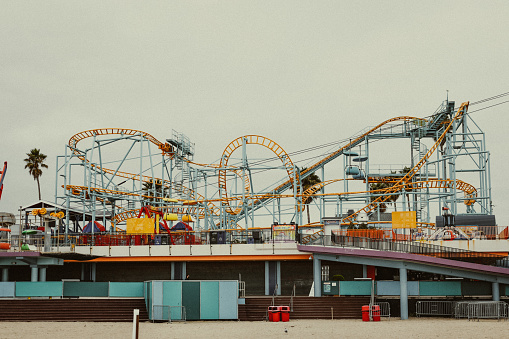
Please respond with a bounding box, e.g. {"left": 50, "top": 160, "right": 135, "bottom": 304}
{"left": 0, "top": 318, "right": 507, "bottom": 339}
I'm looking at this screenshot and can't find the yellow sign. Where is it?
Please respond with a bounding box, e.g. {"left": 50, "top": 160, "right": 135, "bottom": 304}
{"left": 126, "top": 218, "right": 154, "bottom": 234}
{"left": 392, "top": 211, "right": 416, "bottom": 229}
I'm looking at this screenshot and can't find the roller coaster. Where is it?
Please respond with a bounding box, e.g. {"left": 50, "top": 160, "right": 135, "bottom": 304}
{"left": 54, "top": 99, "right": 493, "bottom": 237}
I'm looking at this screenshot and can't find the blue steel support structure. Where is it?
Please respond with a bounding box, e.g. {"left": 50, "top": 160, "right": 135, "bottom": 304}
{"left": 492, "top": 282, "right": 500, "bottom": 301}
{"left": 313, "top": 256, "right": 321, "bottom": 297}
{"left": 399, "top": 267, "right": 408, "bottom": 320}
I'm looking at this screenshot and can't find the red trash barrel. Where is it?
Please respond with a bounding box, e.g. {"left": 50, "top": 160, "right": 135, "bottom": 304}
{"left": 280, "top": 306, "right": 290, "bottom": 322}
{"left": 372, "top": 305, "right": 381, "bottom": 321}
{"left": 268, "top": 306, "right": 280, "bottom": 322}
{"left": 362, "top": 305, "right": 370, "bottom": 321}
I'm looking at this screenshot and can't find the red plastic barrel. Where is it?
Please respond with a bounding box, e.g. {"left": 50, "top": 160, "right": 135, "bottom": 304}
{"left": 268, "top": 306, "right": 280, "bottom": 322}
{"left": 362, "top": 305, "right": 370, "bottom": 321}
{"left": 372, "top": 305, "right": 381, "bottom": 321}
{"left": 280, "top": 306, "right": 290, "bottom": 322}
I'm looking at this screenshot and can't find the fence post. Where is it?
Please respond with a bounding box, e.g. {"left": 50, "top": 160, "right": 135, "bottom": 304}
{"left": 132, "top": 309, "right": 140, "bottom": 339}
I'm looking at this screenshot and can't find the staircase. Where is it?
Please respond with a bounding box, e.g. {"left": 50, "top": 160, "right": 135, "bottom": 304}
{"left": 0, "top": 298, "right": 148, "bottom": 322}
{"left": 411, "top": 137, "right": 428, "bottom": 221}
{"left": 301, "top": 230, "right": 324, "bottom": 245}
{"left": 238, "top": 296, "right": 369, "bottom": 321}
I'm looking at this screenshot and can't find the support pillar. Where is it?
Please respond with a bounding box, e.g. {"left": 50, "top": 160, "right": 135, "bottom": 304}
{"left": 1, "top": 268, "right": 8, "bottom": 282}
{"left": 399, "top": 267, "right": 408, "bottom": 320}
{"left": 362, "top": 265, "right": 367, "bottom": 278}
{"left": 171, "top": 262, "right": 186, "bottom": 280}
{"left": 276, "top": 261, "right": 281, "bottom": 296}
{"left": 91, "top": 263, "right": 96, "bottom": 282}
{"left": 492, "top": 282, "right": 500, "bottom": 301}
{"left": 313, "top": 257, "right": 321, "bottom": 297}
{"left": 264, "top": 261, "right": 269, "bottom": 296}
{"left": 39, "top": 266, "right": 47, "bottom": 282}
{"left": 30, "top": 265, "right": 39, "bottom": 282}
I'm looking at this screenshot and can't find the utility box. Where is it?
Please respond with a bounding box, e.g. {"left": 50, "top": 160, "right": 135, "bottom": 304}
{"left": 322, "top": 281, "right": 340, "bottom": 295}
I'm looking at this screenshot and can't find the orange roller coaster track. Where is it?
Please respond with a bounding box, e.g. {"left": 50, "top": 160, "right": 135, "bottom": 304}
{"left": 298, "top": 179, "right": 477, "bottom": 213}
{"left": 65, "top": 102, "right": 475, "bottom": 230}
{"left": 342, "top": 102, "right": 470, "bottom": 222}
{"left": 218, "top": 135, "right": 298, "bottom": 215}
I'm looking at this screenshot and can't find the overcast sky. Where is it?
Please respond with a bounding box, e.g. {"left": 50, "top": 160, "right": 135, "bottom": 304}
{"left": 0, "top": 1, "right": 508, "bottom": 225}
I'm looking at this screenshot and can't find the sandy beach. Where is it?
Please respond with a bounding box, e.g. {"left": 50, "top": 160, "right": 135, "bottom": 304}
{"left": 0, "top": 318, "right": 507, "bottom": 339}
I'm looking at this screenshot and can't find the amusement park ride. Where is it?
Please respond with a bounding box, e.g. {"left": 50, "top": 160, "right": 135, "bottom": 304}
{"left": 48, "top": 98, "right": 494, "bottom": 241}
{"left": 0, "top": 162, "right": 6, "bottom": 201}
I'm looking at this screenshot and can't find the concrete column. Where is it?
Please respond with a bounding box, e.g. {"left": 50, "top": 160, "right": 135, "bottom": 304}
{"left": 276, "top": 261, "right": 281, "bottom": 296}
{"left": 492, "top": 282, "right": 500, "bottom": 302}
{"left": 81, "top": 263, "right": 85, "bottom": 281}
{"left": 264, "top": 261, "right": 269, "bottom": 296}
{"left": 362, "top": 265, "right": 367, "bottom": 278}
{"left": 399, "top": 267, "right": 408, "bottom": 320}
{"left": 30, "top": 265, "right": 39, "bottom": 282}
{"left": 91, "top": 263, "right": 96, "bottom": 282}
{"left": 171, "top": 262, "right": 175, "bottom": 280}
{"left": 182, "top": 262, "right": 187, "bottom": 279}
{"left": 39, "top": 266, "right": 47, "bottom": 282}
{"left": 1, "top": 268, "right": 8, "bottom": 282}
{"left": 313, "top": 257, "right": 321, "bottom": 297}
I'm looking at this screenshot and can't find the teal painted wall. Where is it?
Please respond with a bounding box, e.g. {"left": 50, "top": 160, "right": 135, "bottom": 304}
{"left": 376, "top": 281, "right": 419, "bottom": 296}
{"left": 340, "top": 281, "right": 372, "bottom": 295}
{"left": 200, "top": 281, "right": 219, "bottom": 319}
{"left": 163, "top": 281, "right": 182, "bottom": 320}
{"left": 182, "top": 281, "right": 200, "bottom": 320}
{"left": 63, "top": 282, "right": 108, "bottom": 297}
{"left": 144, "top": 281, "right": 152, "bottom": 319}
{"left": 16, "top": 282, "right": 63, "bottom": 297}
{"left": 419, "top": 281, "right": 461, "bottom": 296}
{"left": 109, "top": 282, "right": 144, "bottom": 297}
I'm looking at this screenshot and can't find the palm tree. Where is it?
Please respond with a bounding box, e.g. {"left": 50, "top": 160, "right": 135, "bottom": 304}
{"left": 300, "top": 168, "right": 322, "bottom": 224}
{"left": 24, "top": 148, "right": 48, "bottom": 200}
{"left": 369, "top": 182, "right": 389, "bottom": 213}
{"left": 369, "top": 181, "right": 399, "bottom": 212}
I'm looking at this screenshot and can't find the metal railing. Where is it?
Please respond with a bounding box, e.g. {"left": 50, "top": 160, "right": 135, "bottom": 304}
{"left": 331, "top": 226, "right": 509, "bottom": 241}
{"left": 455, "top": 301, "right": 508, "bottom": 321}
{"left": 152, "top": 305, "right": 186, "bottom": 323}
{"left": 325, "top": 235, "right": 509, "bottom": 267}
{"left": 290, "top": 283, "right": 296, "bottom": 312}
{"left": 374, "top": 302, "right": 391, "bottom": 319}
{"left": 271, "top": 284, "right": 278, "bottom": 307}
{"left": 238, "top": 281, "right": 246, "bottom": 298}
{"left": 416, "top": 301, "right": 455, "bottom": 317}
{"left": 11, "top": 228, "right": 294, "bottom": 249}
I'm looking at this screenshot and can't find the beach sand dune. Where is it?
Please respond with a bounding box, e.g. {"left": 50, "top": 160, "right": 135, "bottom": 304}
{"left": 0, "top": 318, "right": 507, "bottom": 339}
